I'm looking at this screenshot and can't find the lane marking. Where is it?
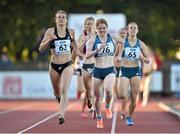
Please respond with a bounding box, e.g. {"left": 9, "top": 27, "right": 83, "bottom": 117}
{"left": 111, "top": 103, "right": 118, "bottom": 134}
{"left": 0, "top": 103, "right": 34, "bottom": 115}
{"left": 158, "top": 102, "right": 180, "bottom": 119}
{"left": 17, "top": 112, "right": 59, "bottom": 134}
{"left": 17, "top": 102, "right": 76, "bottom": 134}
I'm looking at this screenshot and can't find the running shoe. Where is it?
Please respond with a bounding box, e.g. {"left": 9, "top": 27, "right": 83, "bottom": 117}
{"left": 126, "top": 117, "right": 134, "bottom": 126}
{"left": 58, "top": 115, "right": 65, "bottom": 125}
{"left": 97, "top": 119, "right": 104, "bottom": 128}
{"left": 120, "top": 113, "right": 126, "bottom": 120}
{"left": 105, "top": 108, "right": 113, "bottom": 119}
{"left": 56, "top": 96, "right": 61, "bottom": 103}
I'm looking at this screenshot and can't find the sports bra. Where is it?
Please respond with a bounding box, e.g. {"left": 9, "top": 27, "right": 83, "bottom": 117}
{"left": 49, "top": 27, "right": 72, "bottom": 55}
{"left": 92, "top": 34, "right": 115, "bottom": 57}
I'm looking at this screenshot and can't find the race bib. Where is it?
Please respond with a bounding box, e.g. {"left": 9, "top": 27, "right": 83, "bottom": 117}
{"left": 124, "top": 47, "right": 141, "bottom": 60}
{"left": 96, "top": 42, "right": 114, "bottom": 57}
{"left": 54, "top": 40, "right": 71, "bottom": 55}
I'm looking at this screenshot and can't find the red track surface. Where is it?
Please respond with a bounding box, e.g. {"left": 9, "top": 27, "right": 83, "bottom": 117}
{"left": 0, "top": 96, "right": 179, "bottom": 134}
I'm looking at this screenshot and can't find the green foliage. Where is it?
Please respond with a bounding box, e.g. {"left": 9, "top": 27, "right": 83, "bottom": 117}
{"left": 0, "top": 0, "right": 179, "bottom": 63}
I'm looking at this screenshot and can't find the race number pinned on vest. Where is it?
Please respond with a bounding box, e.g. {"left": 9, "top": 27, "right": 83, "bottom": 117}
{"left": 54, "top": 40, "right": 71, "bottom": 55}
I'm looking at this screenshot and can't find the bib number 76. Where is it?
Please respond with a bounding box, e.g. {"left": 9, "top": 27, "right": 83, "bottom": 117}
{"left": 102, "top": 46, "right": 110, "bottom": 53}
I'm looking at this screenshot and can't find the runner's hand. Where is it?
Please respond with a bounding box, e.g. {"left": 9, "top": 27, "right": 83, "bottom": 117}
{"left": 48, "top": 34, "right": 57, "bottom": 42}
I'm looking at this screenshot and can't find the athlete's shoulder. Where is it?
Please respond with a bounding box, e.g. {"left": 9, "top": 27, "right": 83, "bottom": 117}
{"left": 139, "top": 39, "right": 145, "bottom": 45}
{"left": 138, "top": 39, "right": 148, "bottom": 50}
{"left": 67, "top": 28, "right": 76, "bottom": 41}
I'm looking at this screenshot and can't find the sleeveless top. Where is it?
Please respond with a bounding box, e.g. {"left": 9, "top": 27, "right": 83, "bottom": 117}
{"left": 49, "top": 27, "right": 72, "bottom": 55}
{"left": 92, "top": 34, "right": 115, "bottom": 57}
{"left": 122, "top": 37, "right": 142, "bottom": 61}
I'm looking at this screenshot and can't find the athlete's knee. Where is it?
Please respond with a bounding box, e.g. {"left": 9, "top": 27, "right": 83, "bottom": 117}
{"left": 131, "top": 90, "right": 139, "bottom": 98}
{"left": 84, "top": 82, "right": 91, "bottom": 90}
{"left": 113, "top": 85, "right": 118, "bottom": 91}
{"left": 94, "top": 92, "right": 102, "bottom": 100}
{"left": 53, "top": 87, "right": 60, "bottom": 96}
{"left": 94, "top": 92, "right": 100, "bottom": 98}
{"left": 104, "top": 86, "right": 112, "bottom": 93}
{"left": 130, "top": 95, "right": 137, "bottom": 103}
{"left": 95, "top": 96, "right": 102, "bottom": 102}
{"left": 86, "top": 87, "right": 92, "bottom": 94}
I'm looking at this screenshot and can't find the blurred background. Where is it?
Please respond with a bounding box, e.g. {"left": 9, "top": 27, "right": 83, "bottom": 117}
{"left": 0, "top": 0, "right": 179, "bottom": 99}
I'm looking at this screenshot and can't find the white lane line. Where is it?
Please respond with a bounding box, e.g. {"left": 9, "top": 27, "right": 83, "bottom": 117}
{"left": 0, "top": 103, "right": 34, "bottom": 115}
{"left": 17, "top": 102, "right": 76, "bottom": 134}
{"left": 17, "top": 112, "right": 59, "bottom": 134}
{"left": 111, "top": 103, "right": 118, "bottom": 134}
{"left": 158, "top": 102, "right": 180, "bottom": 118}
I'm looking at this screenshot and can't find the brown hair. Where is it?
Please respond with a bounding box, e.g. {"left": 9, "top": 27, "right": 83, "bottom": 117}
{"left": 55, "top": 10, "right": 67, "bottom": 18}
{"left": 96, "top": 18, "right": 108, "bottom": 28}
{"left": 127, "top": 22, "right": 138, "bottom": 30}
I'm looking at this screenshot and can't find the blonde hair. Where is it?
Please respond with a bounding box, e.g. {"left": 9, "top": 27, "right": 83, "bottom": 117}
{"left": 96, "top": 18, "right": 108, "bottom": 28}
{"left": 84, "top": 17, "right": 95, "bottom": 26}
{"left": 120, "top": 27, "right": 127, "bottom": 31}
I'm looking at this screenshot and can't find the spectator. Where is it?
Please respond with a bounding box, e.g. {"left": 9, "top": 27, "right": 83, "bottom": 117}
{"left": 0, "top": 53, "right": 13, "bottom": 70}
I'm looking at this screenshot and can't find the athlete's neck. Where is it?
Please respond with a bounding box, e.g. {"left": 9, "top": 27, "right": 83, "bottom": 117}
{"left": 56, "top": 25, "right": 66, "bottom": 36}
{"left": 99, "top": 34, "right": 107, "bottom": 43}
{"left": 86, "top": 30, "right": 92, "bottom": 35}
{"left": 128, "top": 36, "right": 137, "bottom": 42}
{"left": 87, "top": 30, "right": 95, "bottom": 37}
{"left": 56, "top": 25, "right": 66, "bottom": 31}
